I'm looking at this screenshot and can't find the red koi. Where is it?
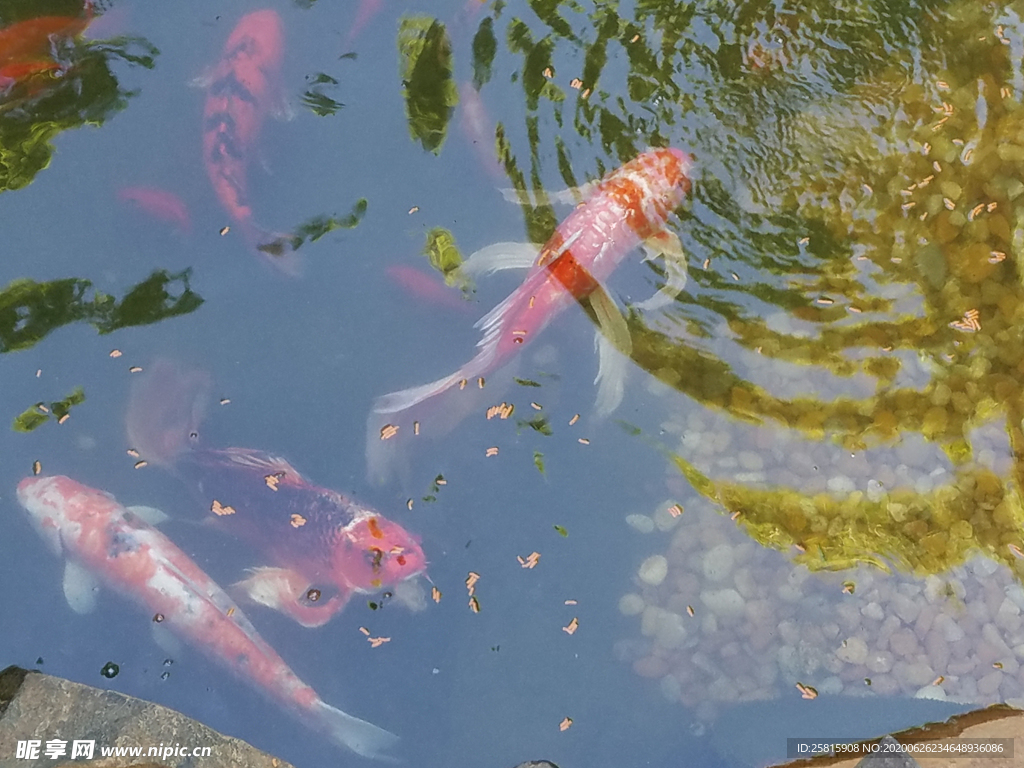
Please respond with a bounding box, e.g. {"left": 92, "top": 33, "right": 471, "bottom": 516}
{"left": 126, "top": 360, "right": 428, "bottom": 628}
{"left": 203, "top": 10, "right": 298, "bottom": 274}
{"left": 118, "top": 186, "right": 191, "bottom": 234}
{"left": 367, "top": 148, "right": 692, "bottom": 481}
{"left": 386, "top": 265, "right": 474, "bottom": 313}
{"left": 17, "top": 475, "right": 399, "bottom": 759}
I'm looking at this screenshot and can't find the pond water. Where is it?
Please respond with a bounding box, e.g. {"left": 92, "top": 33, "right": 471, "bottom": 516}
{"left": 2, "top": 0, "right": 1024, "bottom": 766}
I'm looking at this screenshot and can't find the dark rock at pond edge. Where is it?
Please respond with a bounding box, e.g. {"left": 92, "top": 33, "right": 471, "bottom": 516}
{"left": 854, "top": 736, "right": 921, "bottom": 767}
{"left": 511, "top": 763, "right": 560, "bottom": 768}
{"left": 0, "top": 665, "right": 292, "bottom": 768}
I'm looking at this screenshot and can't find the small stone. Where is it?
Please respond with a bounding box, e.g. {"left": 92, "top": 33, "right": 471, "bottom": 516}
{"left": 818, "top": 676, "right": 844, "bottom": 695}
{"left": 702, "top": 544, "right": 734, "bottom": 582}
{"left": 660, "top": 673, "right": 682, "bottom": 702}
{"left": 700, "top": 588, "right": 746, "bottom": 619}
{"left": 865, "top": 650, "right": 894, "bottom": 673}
{"left": 892, "top": 594, "right": 921, "bottom": 624}
{"left": 865, "top": 479, "right": 887, "bottom": 502}
{"left": 826, "top": 475, "right": 856, "bottom": 494}
{"left": 904, "top": 661, "right": 936, "bottom": 687}
{"left": 653, "top": 500, "right": 683, "bottom": 531}
{"left": 638, "top": 555, "right": 669, "bottom": 586}
{"left": 836, "top": 637, "right": 869, "bottom": 665}
{"left": 655, "top": 613, "right": 688, "bottom": 650}
{"left": 618, "top": 593, "right": 645, "bottom": 616}
{"left": 737, "top": 450, "right": 764, "bottom": 471}
{"left": 977, "top": 670, "right": 1004, "bottom": 697}
{"left": 890, "top": 629, "right": 920, "bottom": 659}
{"left": 633, "top": 655, "right": 669, "bottom": 678}
{"left": 625, "top": 514, "right": 655, "bottom": 533}
{"left": 861, "top": 602, "right": 885, "bottom": 621}
{"left": 914, "top": 684, "right": 947, "bottom": 701}
{"left": 641, "top": 606, "right": 667, "bottom": 637}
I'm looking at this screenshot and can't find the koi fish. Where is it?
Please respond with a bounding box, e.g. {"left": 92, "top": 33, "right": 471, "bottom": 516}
{"left": 118, "top": 186, "right": 191, "bottom": 234}
{"left": 387, "top": 265, "right": 474, "bottom": 313}
{"left": 127, "top": 360, "right": 428, "bottom": 628}
{"left": 17, "top": 474, "right": 399, "bottom": 759}
{"left": 203, "top": 10, "right": 297, "bottom": 274}
{"left": 0, "top": 2, "right": 93, "bottom": 93}
{"left": 367, "top": 148, "right": 692, "bottom": 481}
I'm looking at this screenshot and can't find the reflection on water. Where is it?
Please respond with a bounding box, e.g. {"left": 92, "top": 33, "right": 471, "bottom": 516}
{"left": 3, "top": 0, "right": 1024, "bottom": 766}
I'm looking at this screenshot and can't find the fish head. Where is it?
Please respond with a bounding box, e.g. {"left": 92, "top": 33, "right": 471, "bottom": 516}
{"left": 334, "top": 516, "right": 427, "bottom": 592}
{"left": 649, "top": 147, "right": 693, "bottom": 204}
{"left": 16, "top": 475, "right": 101, "bottom": 556}
{"left": 225, "top": 10, "right": 284, "bottom": 74}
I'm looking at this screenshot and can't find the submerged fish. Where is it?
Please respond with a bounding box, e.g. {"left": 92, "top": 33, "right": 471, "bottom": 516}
{"left": 0, "top": 2, "right": 94, "bottom": 93}
{"left": 127, "top": 360, "right": 427, "bottom": 628}
{"left": 203, "top": 10, "right": 297, "bottom": 274}
{"left": 118, "top": 186, "right": 191, "bottom": 234}
{"left": 17, "top": 474, "right": 398, "bottom": 759}
{"left": 367, "top": 148, "right": 693, "bottom": 481}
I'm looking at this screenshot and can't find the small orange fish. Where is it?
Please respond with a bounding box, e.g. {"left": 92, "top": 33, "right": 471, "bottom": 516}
{"left": 0, "top": 2, "right": 93, "bottom": 94}
{"left": 203, "top": 10, "right": 298, "bottom": 274}
{"left": 118, "top": 186, "right": 191, "bottom": 234}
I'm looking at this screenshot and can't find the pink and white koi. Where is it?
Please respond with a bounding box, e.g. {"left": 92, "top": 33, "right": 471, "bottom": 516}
{"left": 17, "top": 474, "right": 398, "bottom": 760}
{"left": 367, "top": 148, "right": 692, "bottom": 481}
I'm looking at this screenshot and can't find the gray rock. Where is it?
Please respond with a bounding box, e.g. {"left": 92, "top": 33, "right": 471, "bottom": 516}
{"left": 0, "top": 666, "right": 291, "bottom": 768}
{"left": 855, "top": 735, "right": 921, "bottom": 767}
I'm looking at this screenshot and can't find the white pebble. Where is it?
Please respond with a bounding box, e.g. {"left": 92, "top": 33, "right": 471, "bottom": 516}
{"left": 655, "top": 613, "right": 688, "bottom": 650}
{"left": 836, "top": 637, "right": 868, "bottom": 665}
{"left": 702, "top": 544, "right": 734, "bottom": 582}
{"left": 819, "top": 676, "right": 844, "bottom": 695}
{"left": 737, "top": 450, "right": 764, "bottom": 471}
{"left": 660, "top": 673, "right": 682, "bottom": 702}
{"left": 618, "top": 593, "right": 645, "bottom": 616}
{"left": 638, "top": 555, "right": 669, "bottom": 586}
{"left": 653, "top": 500, "right": 683, "bottom": 531}
{"left": 700, "top": 588, "right": 746, "bottom": 619}
{"left": 826, "top": 475, "right": 856, "bottom": 494}
{"left": 914, "top": 684, "right": 947, "bottom": 701}
{"left": 625, "top": 514, "right": 655, "bottom": 533}
{"left": 865, "top": 479, "right": 886, "bottom": 502}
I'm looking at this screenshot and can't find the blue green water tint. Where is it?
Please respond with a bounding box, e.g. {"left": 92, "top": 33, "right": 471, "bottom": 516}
{"left": 4, "top": 0, "right": 1024, "bottom": 765}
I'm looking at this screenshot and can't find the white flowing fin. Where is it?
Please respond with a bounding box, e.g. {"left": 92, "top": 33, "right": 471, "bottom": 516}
{"left": 150, "top": 623, "right": 184, "bottom": 657}
{"left": 636, "top": 230, "right": 689, "bottom": 311}
{"left": 594, "top": 332, "right": 629, "bottom": 417}
{"left": 63, "top": 560, "right": 98, "bottom": 614}
{"left": 588, "top": 282, "right": 632, "bottom": 356}
{"left": 456, "top": 242, "right": 540, "bottom": 278}
{"left": 310, "top": 699, "right": 399, "bottom": 760}
{"left": 126, "top": 505, "right": 169, "bottom": 526}
{"left": 499, "top": 181, "right": 596, "bottom": 207}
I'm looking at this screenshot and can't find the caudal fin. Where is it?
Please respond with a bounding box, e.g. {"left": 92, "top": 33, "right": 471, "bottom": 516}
{"left": 126, "top": 359, "right": 212, "bottom": 466}
{"left": 310, "top": 699, "right": 400, "bottom": 760}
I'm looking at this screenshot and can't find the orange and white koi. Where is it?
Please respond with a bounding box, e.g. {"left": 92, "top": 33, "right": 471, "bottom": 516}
{"left": 17, "top": 474, "right": 398, "bottom": 759}
{"left": 203, "top": 10, "right": 297, "bottom": 274}
{"left": 367, "top": 148, "right": 692, "bottom": 481}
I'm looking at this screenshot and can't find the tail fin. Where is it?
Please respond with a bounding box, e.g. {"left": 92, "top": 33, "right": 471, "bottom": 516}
{"left": 252, "top": 227, "right": 304, "bottom": 277}
{"left": 366, "top": 371, "right": 465, "bottom": 485}
{"left": 310, "top": 699, "right": 400, "bottom": 760}
{"left": 126, "top": 360, "right": 212, "bottom": 466}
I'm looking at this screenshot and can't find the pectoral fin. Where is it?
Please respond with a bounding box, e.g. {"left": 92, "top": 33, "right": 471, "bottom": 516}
{"left": 636, "top": 230, "right": 688, "bottom": 311}
{"left": 585, "top": 282, "right": 631, "bottom": 417}
{"left": 234, "top": 566, "right": 349, "bottom": 628}
{"left": 458, "top": 242, "right": 541, "bottom": 278}
{"left": 63, "top": 560, "right": 99, "bottom": 614}
{"left": 126, "top": 505, "right": 169, "bottom": 526}
{"left": 499, "top": 182, "right": 596, "bottom": 207}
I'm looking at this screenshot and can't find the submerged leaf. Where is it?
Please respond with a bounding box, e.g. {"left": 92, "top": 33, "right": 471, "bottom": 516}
{"left": 398, "top": 16, "right": 458, "bottom": 153}
{"left": 423, "top": 227, "right": 472, "bottom": 293}
{"left": 533, "top": 450, "right": 546, "bottom": 475}
{"left": 471, "top": 17, "right": 497, "bottom": 90}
